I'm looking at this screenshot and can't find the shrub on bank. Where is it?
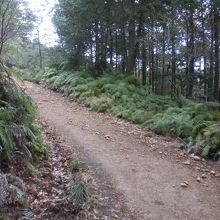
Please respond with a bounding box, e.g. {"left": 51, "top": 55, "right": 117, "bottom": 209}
{"left": 21, "top": 68, "right": 220, "bottom": 159}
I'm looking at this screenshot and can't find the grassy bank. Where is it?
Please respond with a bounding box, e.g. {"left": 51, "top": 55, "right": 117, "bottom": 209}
{"left": 21, "top": 68, "right": 220, "bottom": 159}
{"left": 0, "top": 73, "right": 46, "bottom": 165}
{"left": 0, "top": 66, "right": 47, "bottom": 218}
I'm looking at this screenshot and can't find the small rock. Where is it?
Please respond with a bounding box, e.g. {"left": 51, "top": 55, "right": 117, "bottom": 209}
{"left": 196, "top": 177, "right": 201, "bottom": 182}
{"left": 203, "top": 168, "right": 209, "bottom": 173}
{"left": 94, "top": 209, "right": 98, "bottom": 214}
{"left": 180, "top": 183, "right": 188, "bottom": 188}
{"left": 183, "top": 161, "right": 191, "bottom": 165}
{"left": 159, "top": 152, "right": 163, "bottom": 154}
{"left": 190, "top": 154, "right": 201, "bottom": 161}
{"left": 104, "top": 135, "right": 111, "bottom": 140}
{"left": 201, "top": 174, "right": 207, "bottom": 179}
{"left": 210, "top": 170, "right": 216, "bottom": 175}
{"left": 112, "top": 214, "right": 119, "bottom": 219}
{"left": 145, "top": 132, "right": 154, "bottom": 137}
{"left": 184, "top": 181, "right": 189, "bottom": 185}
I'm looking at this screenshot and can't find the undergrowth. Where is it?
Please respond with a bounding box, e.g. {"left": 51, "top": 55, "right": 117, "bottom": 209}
{"left": 71, "top": 179, "right": 89, "bottom": 208}
{"left": 0, "top": 63, "right": 47, "bottom": 217}
{"left": 70, "top": 160, "right": 83, "bottom": 174}
{"left": 21, "top": 68, "right": 220, "bottom": 159}
{"left": 0, "top": 69, "right": 46, "bottom": 165}
{"left": 18, "top": 68, "right": 43, "bottom": 84}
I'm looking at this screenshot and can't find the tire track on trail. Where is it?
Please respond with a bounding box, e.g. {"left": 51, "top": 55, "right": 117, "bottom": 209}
{"left": 26, "top": 82, "right": 220, "bottom": 220}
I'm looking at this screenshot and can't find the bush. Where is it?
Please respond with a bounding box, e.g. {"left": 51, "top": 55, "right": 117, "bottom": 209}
{"left": 17, "top": 68, "right": 43, "bottom": 83}
{"left": 89, "top": 96, "right": 114, "bottom": 112}
{"left": 147, "top": 103, "right": 220, "bottom": 158}
{"left": 70, "top": 160, "right": 83, "bottom": 174}
{"left": 0, "top": 71, "right": 45, "bottom": 164}
{"left": 24, "top": 68, "right": 220, "bottom": 158}
{"left": 71, "top": 179, "right": 89, "bottom": 208}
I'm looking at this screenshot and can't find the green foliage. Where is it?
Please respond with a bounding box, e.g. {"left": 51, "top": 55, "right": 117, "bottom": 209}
{"left": 41, "top": 69, "right": 174, "bottom": 121}
{"left": 70, "top": 160, "right": 83, "bottom": 174}
{"left": 203, "top": 124, "right": 220, "bottom": 146}
{"left": 24, "top": 68, "right": 220, "bottom": 158}
{"left": 0, "top": 70, "right": 45, "bottom": 164}
{"left": 89, "top": 96, "right": 114, "bottom": 112}
{"left": 147, "top": 104, "right": 220, "bottom": 157}
{"left": 0, "top": 122, "right": 13, "bottom": 161}
{"left": 17, "top": 68, "right": 44, "bottom": 84}
{"left": 71, "top": 179, "right": 89, "bottom": 207}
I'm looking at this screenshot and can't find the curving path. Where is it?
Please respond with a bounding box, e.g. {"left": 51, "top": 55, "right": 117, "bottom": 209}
{"left": 26, "top": 82, "right": 220, "bottom": 220}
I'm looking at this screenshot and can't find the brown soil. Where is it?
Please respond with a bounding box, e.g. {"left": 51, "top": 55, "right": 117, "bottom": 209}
{"left": 26, "top": 82, "right": 220, "bottom": 220}
{"left": 27, "top": 120, "right": 133, "bottom": 220}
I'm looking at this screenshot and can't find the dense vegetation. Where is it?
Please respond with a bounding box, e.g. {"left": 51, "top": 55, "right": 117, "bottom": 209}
{"left": 1, "top": 0, "right": 218, "bottom": 216}
{"left": 0, "top": 70, "right": 45, "bottom": 164}
{"left": 0, "top": 0, "right": 46, "bottom": 166}
{"left": 0, "top": 1, "right": 47, "bottom": 217}
{"left": 31, "top": 0, "right": 218, "bottom": 159}
{"left": 53, "top": 0, "right": 220, "bottom": 102}
{"left": 22, "top": 68, "right": 220, "bottom": 159}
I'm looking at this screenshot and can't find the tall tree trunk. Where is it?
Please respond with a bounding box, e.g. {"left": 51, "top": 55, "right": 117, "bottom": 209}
{"left": 122, "top": 25, "right": 127, "bottom": 73}
{"left": 94, "top": 22, "right": 99, "bottom": 65}
{"left": 150, "top": 20, "right": 155, "bottom": 92}
{"left": 90, "top": 30, "right": 93, "bottom": 65}
{"left": 187, "top": 7, "right": 195, "bottom": 98}
{"left": 161, "top": 26, "right": 166, "bottom": 95}
{"left": 134, "top": 12, "right": 144, "bottom": 74}
{"left": 37, "top": 26, "right": 43, "bottom": 69}
{"left": 109, "top": 28, "right": 113, "bottom": 66}
{"left": 155, "top": 40, "right": 159, "bottom": 94}
{"left": 0, "top": 40, "right": 3, "bottom": 57}
{"left": 141, "top": 39, "right": 146, "bottom": 86}
{"left": 202, "top": 3, "right": 207, "bottom": 98}
{"left": 208, "top": 9, "right": 215, "bottom": 101}
{"left": 213, "top": 4, "right": 219, "bottom": 101}
{"left": 115, "top": 30, "right": 118, "bottom": 70}
{"left": 90, "top": 42, "right": 93, "bottom": 64}
{"left": 171, "top": 16, "right": 176, "bottom": 98}
{"left": 127, "top": 14, "right": 136, "bottom": 73}
{"left": 185, "top": 22, "right": 189, "bottom": 97}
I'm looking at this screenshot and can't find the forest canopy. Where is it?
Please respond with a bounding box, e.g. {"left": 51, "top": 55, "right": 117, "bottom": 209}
{"left": 53, "top": 0, "right": 220, "bottom": 102}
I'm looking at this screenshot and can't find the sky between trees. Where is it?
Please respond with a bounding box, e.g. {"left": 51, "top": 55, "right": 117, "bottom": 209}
{"left": 27, "top": 0, "right": 58, "bottom": 46}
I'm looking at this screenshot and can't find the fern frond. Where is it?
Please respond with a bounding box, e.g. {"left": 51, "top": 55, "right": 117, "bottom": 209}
{"left": 71, "top": 179, "right": 89, "bottom": 207}
{"left": 0, "top": 122, "right": 13, "bottom": 161}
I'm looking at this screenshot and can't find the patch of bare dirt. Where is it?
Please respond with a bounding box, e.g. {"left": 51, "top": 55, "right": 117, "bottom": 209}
{"left": 27, "top": 120, "right": 135, "bottom": 219}
{"left": 26, "top": 82, "right": 220, "bottom": 220}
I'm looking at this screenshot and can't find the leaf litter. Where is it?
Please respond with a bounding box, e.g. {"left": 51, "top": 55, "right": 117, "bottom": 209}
{"left": 27, "top": 120, "right": 135, "bottom": 220}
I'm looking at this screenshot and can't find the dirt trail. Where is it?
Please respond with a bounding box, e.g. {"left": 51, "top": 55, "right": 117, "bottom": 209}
{"left": 26, "top": 82, "right": 220, "bottom": 220}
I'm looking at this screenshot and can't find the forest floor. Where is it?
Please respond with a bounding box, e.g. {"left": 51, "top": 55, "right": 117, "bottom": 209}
{"left": 25, "top": 81, "right": 220, "bottom": 220}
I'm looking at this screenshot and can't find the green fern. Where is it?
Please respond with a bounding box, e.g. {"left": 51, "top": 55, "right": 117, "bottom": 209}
{"left": 89, "top": 96, "right": 114, "bottom": 112}
{"left": 71, "top": 179, "right": 89, "bottom": 207}
{"left": 36, "top": 67, "right": 220, "bottom": 158}
{"left": 70, "top": 160, "right": 83, "bottom": 174}
{"left": 0, "top": 69, "right": 45, "bottom": 163}
{"left": 201, "top": 146, "right": 211, "bottom": 158}
{"left": 0, "top": 106, "right": 16, "bottom": 123}
{"left": 0, "top": 122, "right": 13, "bottom": 161}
